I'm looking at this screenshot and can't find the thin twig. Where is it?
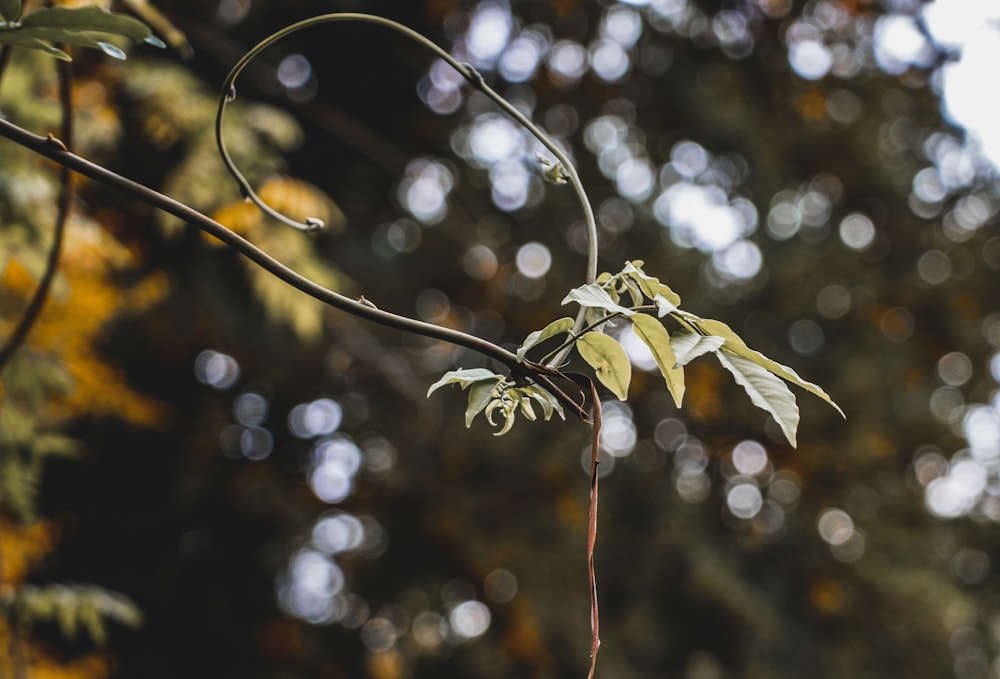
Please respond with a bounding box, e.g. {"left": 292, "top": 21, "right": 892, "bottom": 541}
{"left": 586, "top": 380, "right": 602, "bottom": 679}
{"left": 215, "top": 13, "right": 600, "bottom": 280}
{"left": 0, "top": 55, "right": 75, "bottom": 373}
{"left": 213, "top": 14, "right": 600, "bottom": 365}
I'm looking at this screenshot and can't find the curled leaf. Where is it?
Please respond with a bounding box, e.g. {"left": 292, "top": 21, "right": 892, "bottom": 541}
{"left": 520, "top": 384, "right": 565, "bottom": 421}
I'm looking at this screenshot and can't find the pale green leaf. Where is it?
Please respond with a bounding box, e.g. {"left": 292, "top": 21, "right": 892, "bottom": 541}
{"left": 630, "top": 314, "right": 684, "bottom": 407}
{"left": 670, "top": 330, "right": 726, "bottom": 366}
{"left": 653, "top": 293, "right": 678, "bottom": 317}
{"left": 20, "top": 6, "right": 154, "bottom": 42}
{"left": 485, "top": 398, "right": 517, "bottom": 436}
{"left": 562, "top": 283, "right": 635, "bottom": 317}
{"left": 426, "top": 368, "right": 502, "bottom": 397}
{"left": 577, "top": 331, "right": 631, "bottom": 400}
{"left": 517, "top": 317, "right": 574, "bottom": 361}
{"left": 622, "top": 260, "right": 681, "bottom": 308}
{"left": 520, "top": 384, "right": 565, "bottom": 421}
{"left": 716, "top": 352, "right": 800, "bottom": 447}
{"left": 496, "top": 410, "right": 517, "bottom": 436}
{"left": 619, "top": 278, "right": 644, "bottom": 306}
{"left": 0, "top": 0, "right": 21, "bottom": 22}
{"left": 688, "top": 315, "right": 844, "bottom": 418}
{"left": 465, "top": 381, "right": 497, "bottom": 427}
{"left": 516, "top": 392, "right": 537, "bottom": 421}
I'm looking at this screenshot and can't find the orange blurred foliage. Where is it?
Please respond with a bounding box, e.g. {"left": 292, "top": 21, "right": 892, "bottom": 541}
{"left": 0, "top": 220, "right": 169, "bottom": 427}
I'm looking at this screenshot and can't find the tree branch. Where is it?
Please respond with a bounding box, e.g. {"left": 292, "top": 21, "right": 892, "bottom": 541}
{"left": 0, "top": 116, "right": 593, "bottom": 419}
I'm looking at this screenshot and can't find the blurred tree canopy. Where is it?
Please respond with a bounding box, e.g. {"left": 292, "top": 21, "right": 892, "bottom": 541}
{"left": 2, "top": 0, "right": 1000, "bottom": 678}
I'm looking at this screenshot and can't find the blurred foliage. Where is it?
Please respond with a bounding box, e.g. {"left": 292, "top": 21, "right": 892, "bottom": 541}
{"left": 1, "top": 0, "right": 1000, "bottom": 678}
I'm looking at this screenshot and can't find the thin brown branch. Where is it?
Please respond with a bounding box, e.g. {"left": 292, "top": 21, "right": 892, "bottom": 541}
{"left": 0, "top": 54, "right": 74, "bottom": 374}
{"left": 586, "top": 380, "right": 602, "bottom": 679}
{"left": 0, "top": 116, "right": 594, "bottom": 419}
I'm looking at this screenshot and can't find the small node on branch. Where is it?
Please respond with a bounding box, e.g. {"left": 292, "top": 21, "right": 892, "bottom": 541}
{"left": 45, "top": 133, "right": 68, "bottom": 151}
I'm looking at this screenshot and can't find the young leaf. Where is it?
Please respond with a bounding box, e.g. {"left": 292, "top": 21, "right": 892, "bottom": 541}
{"left": 688, "top": 315, "right": 844, "bottom": 417}
{"left": 577, "top": 331, "right": 631, "bottom": 400}
{"left": 715, "top": 351, "right": 800, "bottom": 447}
{"left": 485, "top": 396, "right": 517, "bottom": 436}
{"left": 670, "top": 330, "right": 726, "bottom": 366}
{"left": 0, "top": 0, "right": 21, "bottom": 22}
{"left": 630, "top": 314, "right": 684, "bottom": 407}
{"left": 426, "top": 368, "right": 502, "bottom": 397}
{"left": 516, "top": 392, "right": 538, "bottom": 421}
{"left": 563, "top": 283, "right": 635, "bottom": 318}
{"left": 465, "top": 381, "right": 497, "bottom": 427}
{"left": 621, "top": 260, "right": 681, "bottom": 308}
{"left": 618, "top": 277, "right": 644, "bottom": 307}
{"left": 520, "top": 384, "right": 565, "bottom": 421}
{"left": 653, "top": 294, "right": 678, "bottom": 318}
{"left": 517, "top": 317, "right": 574, "bottom": 361}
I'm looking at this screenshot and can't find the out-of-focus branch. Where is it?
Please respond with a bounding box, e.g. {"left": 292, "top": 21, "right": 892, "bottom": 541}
{"left": 0, "top": 54, "right": 74, "bottom": 373}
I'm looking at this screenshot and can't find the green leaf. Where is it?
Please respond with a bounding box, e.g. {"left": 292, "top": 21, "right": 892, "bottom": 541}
{"left": 517, "top": 317, "right": 574, "bottom": 361}
{"left": 0, "top": 32, "right": 69, "bottom": 59}
{"left": 20, "top": 6, "right": 154, "bottom": 42}
{"left": 520, "top": 384, "right": 565, "bottom": 421}
{"left": 577, "top": 331, "right": 631, "bottom": 400}
{"left": 670, "top": 330, "right": 726, "bottom": 366}
{"left": 426, "top": 368, "right": 502, "bottom": 397}
{"left": 653, "top": 293, "right": 678, "bottom": 317}
{"left": 10, "top": 26, "right": 129, "bottom": 57}
{"left": 630, "top": 314, "right": 684, "bottom": 407}
{"left": 715, "top": 352, "right": 800, "bottom": 447}
{"left": 465, "top": 381, "right": 497, "bottom": 427}
{"left": 0, "top": 0, "right": 21, "bottom": 22}
{"left": 485, "top": 396, "right": 517, "bottom": 436}
{"left": 563, "top": 283, "right": 635, "bottom": 318}
{"left": 516, "top": 392, "right": 538, "bottom": 421}
{"left": 618, "top": 277, "right": 644, "bottom": 306}
{"left": 687, "top": 315, "right": 844, "bottom": 418}
{"left": 621, "top": 260, "right": 681, "bottom": 310}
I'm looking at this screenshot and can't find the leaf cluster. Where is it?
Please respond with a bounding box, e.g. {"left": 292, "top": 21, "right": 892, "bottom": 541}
{"left": 428, "top": 261, "right": 841, "bottom": 446}
{"left": 0, "top": 2, "right": 164, "bottom": 61}
{"left": 426, "top": 368, "right": 565, "bottom": 436}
